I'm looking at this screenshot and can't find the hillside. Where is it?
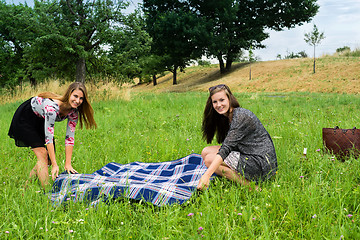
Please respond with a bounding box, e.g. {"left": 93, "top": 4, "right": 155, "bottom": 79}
{"left": 132, "top": 57, "right": 360, "bottom": 94}
{"left": 1, "top": 56, "right": 360, "bottom": 105}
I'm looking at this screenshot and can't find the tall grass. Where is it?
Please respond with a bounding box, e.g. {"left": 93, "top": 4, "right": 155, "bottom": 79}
{"left": 0, "top": 80, "right": 130, "bottom": 105}
{"left": 1, "top": 91, "right": 359, "bottom": 239}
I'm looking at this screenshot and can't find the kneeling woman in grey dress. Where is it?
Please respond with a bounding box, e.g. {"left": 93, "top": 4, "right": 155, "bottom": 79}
{"left": 197, "top": 84, "right": 277, "bottom": 190}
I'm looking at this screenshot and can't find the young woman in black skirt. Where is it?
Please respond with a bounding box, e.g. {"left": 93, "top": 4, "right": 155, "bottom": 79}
{"left": 8, "top": 82, "right": 97, "bottom": 189}
{"left": 197, "top": 84, "right": 277, "bottom": 191}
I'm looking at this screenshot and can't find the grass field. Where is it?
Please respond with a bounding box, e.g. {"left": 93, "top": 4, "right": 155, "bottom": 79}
{"left": 132, "top": 56, "right": 360, "bottom": 94}
{"left": 1, "top": 89, "right": 360, "bottom": 239}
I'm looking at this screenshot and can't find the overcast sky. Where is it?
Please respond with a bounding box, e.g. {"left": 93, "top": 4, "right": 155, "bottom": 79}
{"left": 255, "top": 0, "right": 360, "bottom": 60}
{"left": 5, "top": 0, "right": 360, "bottom": 61}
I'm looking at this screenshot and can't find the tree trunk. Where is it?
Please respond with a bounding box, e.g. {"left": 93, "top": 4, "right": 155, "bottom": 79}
{"left": 225, "top": 58, "right": 233, "bottom": 71}
{"left": 153, "top": 74, "right": 157, "bottom": 86}
{"left": 76, "top": 57, "right": 86, "bottom": 82}
{"left": 249, "top": 64, "right": 252, "bottom": 80}
{"left": 28, "top": 72, "right": 37, "bottom": 88}
{"left": 217, "top": 55, "right": 226, "bottom": 74}
{"left": 172, "top": 65, "right": 178, "bottom": 85}
{"left": 30, "top": 76, "right": 37, "bottom": 88}
{"left": 313, "top": 45, "right": 316, "bottom": 74}
{"left": 18, "top": 76, "right": 23, "bottom": 91}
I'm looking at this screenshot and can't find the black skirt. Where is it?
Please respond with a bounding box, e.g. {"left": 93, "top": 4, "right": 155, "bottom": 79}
{"left": 8, "top": 98, "right": 46, "bottom": 148}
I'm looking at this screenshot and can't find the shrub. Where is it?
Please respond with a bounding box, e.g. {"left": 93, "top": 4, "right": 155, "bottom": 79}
{"left": 284, "top": 51, "right": 308, "bottom": 59}
{"left": 336, "top": 46, "right": 350, "bottom": 53}
{"left": 197, "top": 59, "right": 211, "bottom": 66}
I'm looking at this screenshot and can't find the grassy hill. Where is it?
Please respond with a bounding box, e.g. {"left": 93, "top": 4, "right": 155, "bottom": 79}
{"left": 133, "top": 56, "right": 360, "bottom": 94}
{"left": 1, "top": 56, "right": 359, "bottom": 105}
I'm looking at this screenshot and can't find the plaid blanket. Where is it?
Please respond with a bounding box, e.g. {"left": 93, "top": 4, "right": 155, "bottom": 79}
{"left": 49, "top": 153, "right": 215, "bottom": 206}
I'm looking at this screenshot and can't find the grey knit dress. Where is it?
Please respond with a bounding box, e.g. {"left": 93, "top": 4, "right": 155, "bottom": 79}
{"left": 218, "top": 107, "right": 277, "bottom": 182}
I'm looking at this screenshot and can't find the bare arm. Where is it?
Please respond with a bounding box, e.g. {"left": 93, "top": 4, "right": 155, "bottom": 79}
{"left": 46, "top": 143, "right": 59, "bottom": 180}
{"left": 197, "top": 154, "right": 223, "bottom": 190}
{"left": 65, "top": 145, "right": 78, "bottom": 174}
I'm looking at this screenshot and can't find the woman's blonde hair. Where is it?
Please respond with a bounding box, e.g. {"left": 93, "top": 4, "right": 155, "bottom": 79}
{"left": 38, "top": 82, "right": 97, "bottom": 129}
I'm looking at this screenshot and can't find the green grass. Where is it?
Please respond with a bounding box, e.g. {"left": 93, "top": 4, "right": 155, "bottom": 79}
{"left": 1, "top": 92, "right": 360, "bottom": 239}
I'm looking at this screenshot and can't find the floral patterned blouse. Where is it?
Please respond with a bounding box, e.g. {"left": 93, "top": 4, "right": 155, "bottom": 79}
{"left": 31, "top": 96, "right": 78, "bottom": 146}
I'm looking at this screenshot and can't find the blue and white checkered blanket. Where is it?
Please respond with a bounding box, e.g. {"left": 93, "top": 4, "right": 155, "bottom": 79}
{"left": 49, "top": 153, "right": 214, "bottom": 206}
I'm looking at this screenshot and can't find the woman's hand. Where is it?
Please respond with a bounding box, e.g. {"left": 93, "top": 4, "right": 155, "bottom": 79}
{"left": 197, "top": 154, "right": 223, "bottom": 191}
{"left": 51, "top": 164, "right": 59, "bottom": 180}
{"left": 65, "top": 164, "right": 78, "bottom": 174}
{"left": 197, "top": 175, "right": 210, "bottom": 191}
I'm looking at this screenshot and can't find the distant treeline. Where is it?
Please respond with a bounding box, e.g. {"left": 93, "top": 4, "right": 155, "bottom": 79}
{"left": 0, "top": 0, "right": 319, "bottom": 88}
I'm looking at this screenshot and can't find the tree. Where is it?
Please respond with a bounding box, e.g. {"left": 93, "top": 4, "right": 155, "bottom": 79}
{"left": 43, "top": 0, "right": 129, "bottom": 82}
{"left": 106, "top": 8, "right": 154, "bottom": 83}
{"left": 11, "top": 0, "right": 129, "bottom": 84}
{"left": 0, "top": 1, "right": 39, "bottom": 87}
{"left": 144, "top": 0, "right": 319, "bottom": 75}
{"left": 304, "top": 24, "right": 325, "bottom": 73}
{"left": 143, "top": 0, "right": 205, "bottom": 84}
{"left": 137, "top": 54, "right": 164, "bottom": 86}
{"left": 1, "top": 0, "right": 153, "bottom": 87}
{"left": 192, "top": 0, "right": 320, "bottom": 73}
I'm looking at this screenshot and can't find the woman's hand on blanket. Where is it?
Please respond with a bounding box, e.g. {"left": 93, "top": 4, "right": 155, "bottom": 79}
{"left": 51, "top": 165, "right": 59, "bottom": 180}
{"left": 65, "top": 165, "right": 78, "bottom": 174}
{"left": 197, "top": 175, "right": 210, "bottom": 191}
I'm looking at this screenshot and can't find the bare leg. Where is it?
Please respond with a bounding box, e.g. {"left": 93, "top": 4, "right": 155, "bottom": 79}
{"left": 24, "top": 165, "right": 38, "bottom": 190}
{"left": 27, "top": 166, "right": 37, "bottom": 182}
{"left": 28, "top": 147, "right": 50, "bottom": 190}
{"left": 215, "top": 164, "right": 252, "bottom": 186}
{"left": 201, "top": 145, "right": 221, "bottom": 160}
{"left": 201, "top": 146, "right": 256, "bottom": 189}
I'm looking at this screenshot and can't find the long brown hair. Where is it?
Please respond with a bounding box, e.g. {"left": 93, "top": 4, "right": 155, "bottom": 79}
{"left": 38, "top": 82, "right": 97, "bottom": 129}
{"left": 202, "top": 84, "right": 240, "bottom": 144}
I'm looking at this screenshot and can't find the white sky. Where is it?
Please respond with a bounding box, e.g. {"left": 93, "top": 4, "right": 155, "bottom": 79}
{"left": 255, "top": 0, "right": 360, "bottom": 60}
{"left": 5, "top": 0, "right": 360, "bottom": 61}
